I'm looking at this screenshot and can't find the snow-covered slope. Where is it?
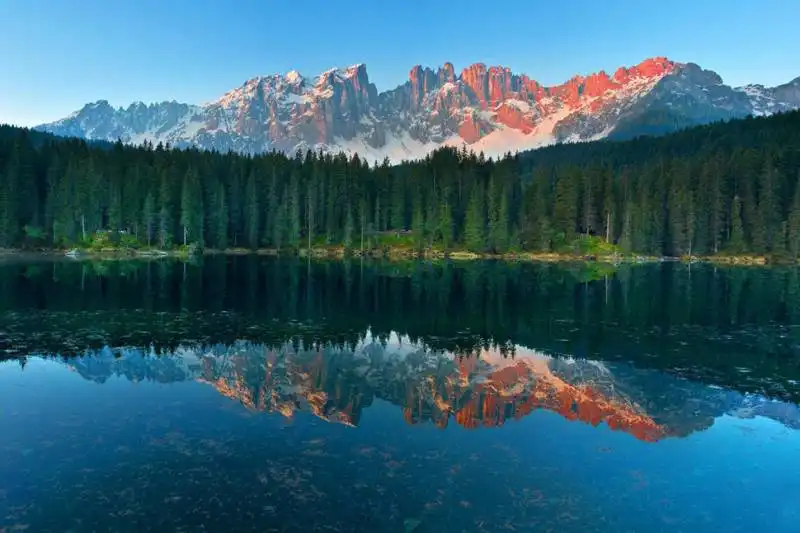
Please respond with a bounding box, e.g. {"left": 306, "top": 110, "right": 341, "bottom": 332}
{"left": 37, "top": 57, "right": 800, "bottom": 164}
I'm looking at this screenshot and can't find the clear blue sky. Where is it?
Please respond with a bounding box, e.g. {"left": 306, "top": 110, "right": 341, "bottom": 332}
{"left": 1, "top": 0, "right": 798, "bottom": 127}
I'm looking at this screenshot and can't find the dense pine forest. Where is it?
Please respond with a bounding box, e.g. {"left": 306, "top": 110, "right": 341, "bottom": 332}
{"left": 2, "top": 110, "right": 800, "bottom": 257}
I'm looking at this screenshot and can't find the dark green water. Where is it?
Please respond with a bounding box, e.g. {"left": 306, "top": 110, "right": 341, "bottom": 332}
{"left": 1, "top": 257, "right": 799, "bottom": 532}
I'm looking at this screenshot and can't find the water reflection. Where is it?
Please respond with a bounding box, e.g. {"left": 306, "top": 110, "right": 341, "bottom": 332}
{"left": 49, "top": 335, "right": 800, "bottom": 441}
{"left": 2, "top": 258, "right": 800, "bottom": 532}
{"left": 2, "top": 342, "right": 800, "bottom": 533}
{"left": 3, "top": 257, "right": 800, "bottom": 403}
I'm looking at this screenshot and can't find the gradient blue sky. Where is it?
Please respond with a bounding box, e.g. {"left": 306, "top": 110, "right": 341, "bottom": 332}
{"left": 1, "top": 0, "right": 798, "bottom": 127}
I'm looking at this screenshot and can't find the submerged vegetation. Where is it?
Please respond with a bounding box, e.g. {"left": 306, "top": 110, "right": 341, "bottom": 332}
{"left": 1, "top": 110, "right": 800, "bottom": 262}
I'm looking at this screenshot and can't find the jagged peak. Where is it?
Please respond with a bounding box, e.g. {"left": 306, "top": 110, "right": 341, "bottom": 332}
{"left": 407, "top": 57, "right": 677, "bottom": 96}
{"left": 285, "top": 70, "right": 302, "bottom": 83}
{"left": 87, "top": 99, "right": 112, "bottom": 109}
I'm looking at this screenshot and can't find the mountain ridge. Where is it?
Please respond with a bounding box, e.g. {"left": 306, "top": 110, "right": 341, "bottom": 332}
{"left": 36, "top": 57, "right": 800, "bottom": 163}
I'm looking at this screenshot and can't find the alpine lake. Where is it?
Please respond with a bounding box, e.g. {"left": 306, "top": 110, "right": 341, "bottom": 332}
{"left": 1, "top": 255, "right": 798, "bottom": 533}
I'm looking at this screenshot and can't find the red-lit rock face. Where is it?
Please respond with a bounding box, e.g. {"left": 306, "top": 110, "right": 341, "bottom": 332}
{"left": 458, "top": 112, "right": 484, "bottom": 143}
{"left": 401, "top": 56, "right": 678, "bottom": 143}
{"left": 49, "top": 55, "right": 684, "bottom": 161}
{"left": 495, "top": 102, "right": 533, "bottom": 134}
{"left": 460, "top": 63, "right": 488, "bottom": 108}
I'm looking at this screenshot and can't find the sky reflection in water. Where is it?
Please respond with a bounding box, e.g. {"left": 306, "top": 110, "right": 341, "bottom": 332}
{"left": 1, "top": 335, "right": 799, "bottom": 533}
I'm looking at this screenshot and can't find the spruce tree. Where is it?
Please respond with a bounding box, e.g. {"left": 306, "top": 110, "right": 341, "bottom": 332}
{"left": 788, "top": 177, "right": 800, "bottom": 258}
{"left": 0, "top": 159, "right": 19, "bottom": 247}
{"left": 287, "top": 170, "right": 301, "bottom": 248}
{"left": 142, "top": 191, "right": 156, "bottom": 247}
{"left": 411, "top": 190, "right": 426, "bottom": 249}
{"left": 728, "top": 195, "right": 746, "bottom": 253}
{"left": 464, "top": 185, "right": 486, "bottom": 252}
{"left": 180, "top": 167, "right": 203, "bottom": 246}
{"left": 272, "top": 194, "right": 287, "bottom": 250}
{"left": 390, "top": 179, "right": 405, "bottom": 230}
{"left": 439, "top": 197, "right": 454, "bottom": 249}
{"left": 343, "top": 207, "right": 355, "bottom": 250}
{"left": 158, "top": 167, "right": 174, "bottom": 249}
{"left": 245, "top": 170, "right": 260, "bottom": 249}
{"left": 215, "top": 182, "right": 229, "bottom": 250}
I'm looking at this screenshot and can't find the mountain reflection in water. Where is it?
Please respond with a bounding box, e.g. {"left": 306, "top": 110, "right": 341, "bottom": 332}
{"left": 63, "top": 335, "right": 800, "bottom": 442}
{"left": 2, "top": 257, "right": 800, "bottom": 532}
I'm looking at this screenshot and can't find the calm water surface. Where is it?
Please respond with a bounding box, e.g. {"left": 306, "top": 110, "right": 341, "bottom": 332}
{"left": 1, "top": 257, "right": 799, "bottom": 532}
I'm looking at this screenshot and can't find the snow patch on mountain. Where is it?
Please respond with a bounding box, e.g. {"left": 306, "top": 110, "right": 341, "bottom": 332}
{"left": 335, "top": 131, "right": 442, "bottom": 165}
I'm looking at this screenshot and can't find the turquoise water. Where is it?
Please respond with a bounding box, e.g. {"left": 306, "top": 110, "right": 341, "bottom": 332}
{"left": 1, "top": 257, "right": 799, "bottom": 532}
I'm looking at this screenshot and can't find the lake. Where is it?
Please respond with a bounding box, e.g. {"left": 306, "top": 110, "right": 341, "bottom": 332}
{"left": 1, "top": 256, "right": 799, "bottom": 532}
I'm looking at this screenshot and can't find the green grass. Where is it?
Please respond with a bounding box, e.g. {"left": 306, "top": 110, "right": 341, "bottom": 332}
{"left": 559, "top": 234, "right": 625, "bottom": 258}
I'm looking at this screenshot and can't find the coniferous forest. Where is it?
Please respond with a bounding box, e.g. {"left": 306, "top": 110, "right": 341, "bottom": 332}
{"left": 1, "top": 110, "right": 800, "bottom": 258}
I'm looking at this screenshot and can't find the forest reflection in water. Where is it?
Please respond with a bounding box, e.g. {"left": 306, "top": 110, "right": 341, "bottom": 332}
{"left": 2, "top": 256, "right": 800, "bottom": 400}
{"left": 1, "top": 257, "right": 800, "bottom": 532}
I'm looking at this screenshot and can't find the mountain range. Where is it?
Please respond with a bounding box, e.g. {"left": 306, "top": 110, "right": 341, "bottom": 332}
{"left": 36, "top": 56, "right": 800, "bottom": 163}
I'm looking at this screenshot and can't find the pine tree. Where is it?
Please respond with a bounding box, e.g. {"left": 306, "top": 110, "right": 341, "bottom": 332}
{"left": 343, "top": 207, "right": 355, "bottom": 250}
{"left": 108, "top": 176, "right": 123, "bottom": 231}
{"left": 390, "top": 178, "right": 405, "bottom": 230}
{"left": 728, "top": 195, "right": 746, "bottom": 253}
{"left": 757, "top": 157, "right": 778, "bottom": 252}
{"left": 53, "top": 161, "right": 78, "bottom": 245}
{"left": 619, "top": 205, "right": 633, "bottom": 253}
{"left": 552, "top": 167, "right": 578, "bottom": 247}
{"left": 306, "top": 176, "right": 317, "bottom": 251}
{"left": 43, "top": 157, "right": 61, "bottom": 246}
{"left": 228, "top": 167, "right": 243, "bottom": 246}
{"left": 601, "top": 166, "right": 615, "bottom": 243}
{"left": 180, "top": 167, "right": 204, "bottom": 246}
{"left": 488, "top": 172, "right": 509, "bottom": 252}
{"left": 245, "top": 170, "right": 260, "bottom": 249}
{"left": 272, "top": 193, "right": 287, "bottom": 250}
{"left": 158, "top": 167, "right": 174, "bottom": 249}
{"left": 263, "top": 166, "right": 279, "bottom": 247}
{"left": 495, "top": 185, "right": 510, "bottom": 252}
{"left": 215, "top": 182, "right": 229, "bottom": 249}
{"left": 411, "top": 190, "right": 426, "bottom": 249}
{"left": 142, "top": 191, "right": 156, "bottom": 247}
{"left": 425, "top": 192, "right": 438, "bottom": 248}
{"left": 705, "top": 155, "right": 726, "bottom": 254}
{"left": 0, "top": 157, "right": 19, "bottom": 247}
{"left": 464, "top": 185, "right": 486, "bottom": 252}
{"left": 287, "top": 170, "right": 301, "bottom": 248}
{"left": 788, "top": 177, "right": 800, "bottom": 258}
{"left": 439, "top": 198, "right": 454, "bottom": 249}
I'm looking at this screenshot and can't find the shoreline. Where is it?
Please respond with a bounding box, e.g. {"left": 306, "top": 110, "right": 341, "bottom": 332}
{"left": 0, "top": 246, "right": 777, "bottom": 266}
